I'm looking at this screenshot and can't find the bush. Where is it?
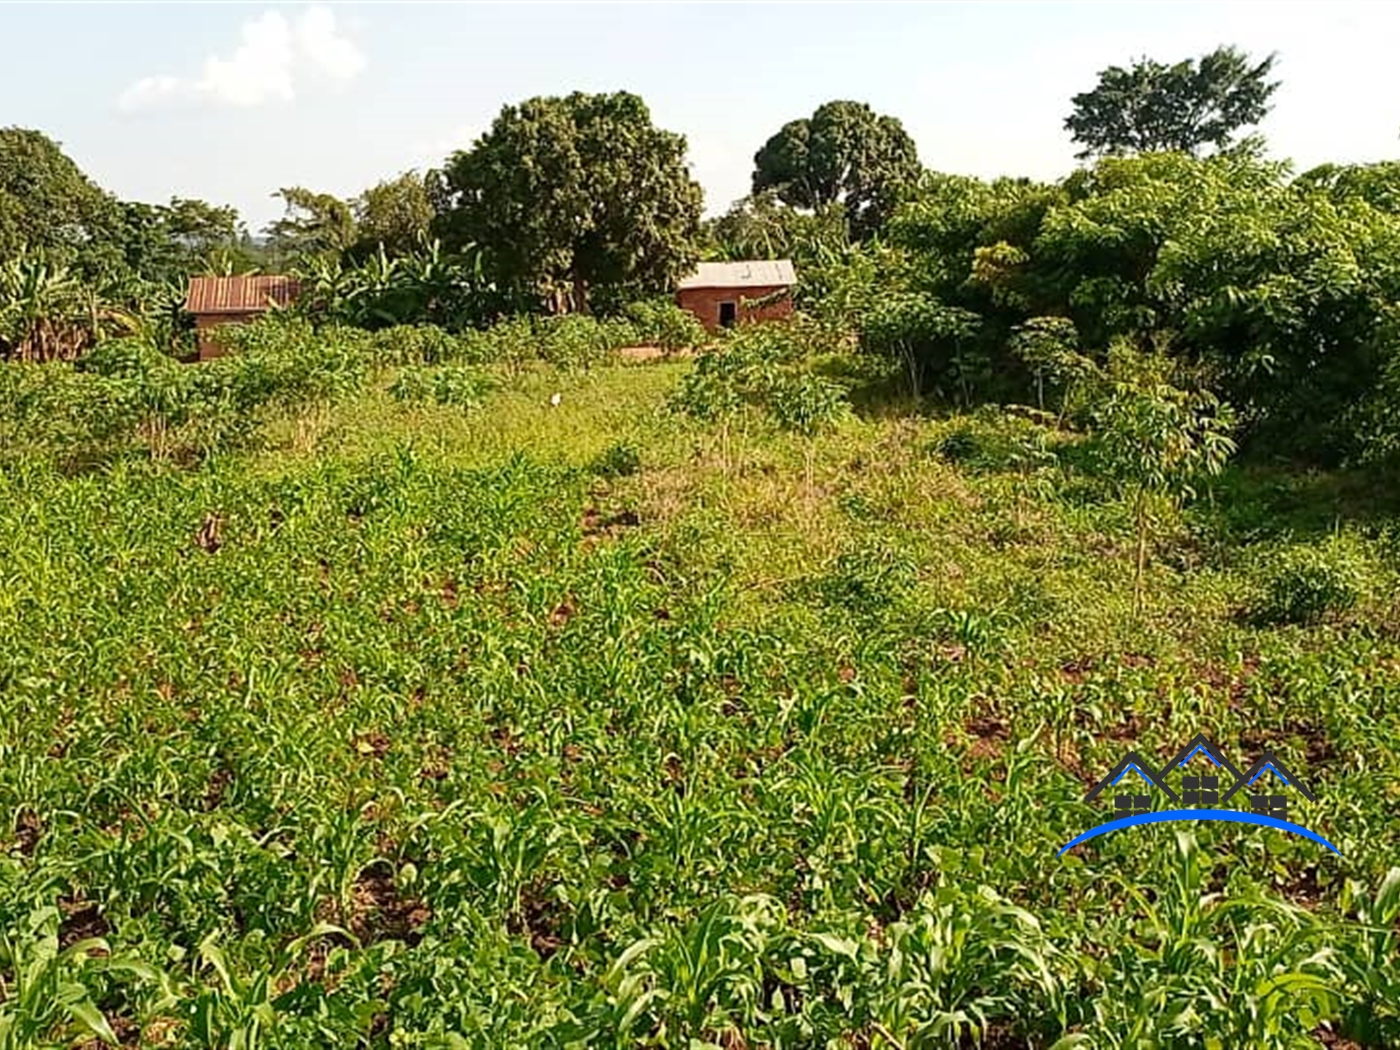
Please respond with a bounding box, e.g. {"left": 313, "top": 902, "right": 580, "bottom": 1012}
{"left": 858, "top": 292, "right": 985, "bottom": 402}
{"left": 2, "top": 321, "right": 371, "bottom": 465}
{"left": 536, "top": 315, "right": 619, "bottom": 372}
{"left": 389, "top": 366, "right": 492, "bottom": 409}
{"left": 589, "top": 441, "right": 642, "bottom": 478}
{"left": 931, "top": 412, "right": 1058, "bottom": 474}
{"left": 368, "top": 324, "right": 464, "bottom": 366}
{"left": 1255, "top": 539, "right": 1369, "bottom": 625}
{"left": 624, "top": 299, "right": 707, "bottom": 352}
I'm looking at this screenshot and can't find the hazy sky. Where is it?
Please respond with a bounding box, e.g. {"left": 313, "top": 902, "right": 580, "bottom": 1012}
{"left": 4, "top": 2, "right": 1397, "bottom": 231}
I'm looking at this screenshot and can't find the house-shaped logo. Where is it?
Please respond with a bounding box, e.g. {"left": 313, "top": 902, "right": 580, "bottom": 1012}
{"left": 1065, "top": 733, "right": 1336, "bottom": 857}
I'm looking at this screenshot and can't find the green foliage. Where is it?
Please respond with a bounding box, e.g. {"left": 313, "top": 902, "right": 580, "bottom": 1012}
{"left": 437, "top": 91, "right": 703, "bottom": 314}
{"left": 265, "top": 186, "right": 357, "bottom": 263}
{"left": 367, "top": 324, "right": 466, "bottom": 366}
{"left": 1254, "top": 537, "right": 1369, "bottom": 626}
{"left": 752, "top": 100, "right": 922, "bottom": 239}
{"left": 350, "top": 171, "right": 438, "bottom": 259}
{"left": 588, "top": 440, "right": 642, "bottom": 479}
{"left": 933, "top": 411, "right": 1060, "bottom": 474}
{"left": 1009, "top": 316, "right": 1096, "bottom": 415}
{"left": 2, "top": 358, "right": 1399, "bottom": 1047}
{"left": 705, "top": 190, "right": 850, "bottom": 269}
{"left": 1, "top": 319, "right": 368, "bottom": 464}
{"left": 1090, "top": 343, "right": 1237, "bottom": 610}
{"left": 857, "top": 292, "right": 984, "bottom": 401}
{"left": 1065, "top": 46, "right": 1279, "bottom": 159}
{"left": 623, "top": 299, "right": 707, "bottom": 352}
{"left": 389, "top": 365, "right": 492, "bottom": 409}
{"left": 0, "top": 127, "right": 124, "bottom": 277}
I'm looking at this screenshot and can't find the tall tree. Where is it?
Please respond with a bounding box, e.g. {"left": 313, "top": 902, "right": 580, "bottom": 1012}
{"left": 264, "top": 187, "right": 357, "bottom": 263}
{"left": 1065, "top": 46, "right": 1279, "bottom": 160}
{"left": 437, "top": 91, "right": 702, "bottom": 314}
{"left": 751, "top": 100, "right": 921, "bottom": 239}
{"left": 0, "top": 127, "right": 124, "bottom": 276}
{"left": 352, "top": 171, "right": 437, "bottom": 258}
{"left": 705, "top": 190, "right": 848, "bottom": 266}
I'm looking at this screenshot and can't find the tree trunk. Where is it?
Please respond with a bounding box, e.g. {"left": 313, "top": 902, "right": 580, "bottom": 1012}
{"left": 572, "top": 273, "right": 590, "bottom": 316}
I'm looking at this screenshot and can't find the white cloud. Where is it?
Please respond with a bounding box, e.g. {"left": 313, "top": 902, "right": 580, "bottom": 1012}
{"left": 117, "top": 5, "right": 364, "bottom": 113}
{"left": 295, "top": 6, "right": 367, "bottom": 82}
{"left": 116, "top": 75, "right": 184, "bottom": 112}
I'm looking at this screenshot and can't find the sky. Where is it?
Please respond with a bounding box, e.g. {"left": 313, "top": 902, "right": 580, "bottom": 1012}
{"left": 4, "top": 1, "right": 1398, "bottom": 232}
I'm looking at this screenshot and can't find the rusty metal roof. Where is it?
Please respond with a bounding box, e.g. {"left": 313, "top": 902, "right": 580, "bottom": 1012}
{"left": 676, "top": 260, "right": 795, "bottom": 291}
{"left": 184, "top": 275, "right": 300, "bottom": 315}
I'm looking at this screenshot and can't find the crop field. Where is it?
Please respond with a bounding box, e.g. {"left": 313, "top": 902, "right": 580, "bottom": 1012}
{"left": 3, "top": 345, "right": 1400, "bottom": 1049}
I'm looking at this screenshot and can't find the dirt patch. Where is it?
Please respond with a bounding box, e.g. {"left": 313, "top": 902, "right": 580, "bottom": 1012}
{"left": 12, "top": 809, "right": 42, "bottom": 856}
{"left": 1239, "top": 722, "right": 1337, "bottom": 768}
{"left": 347, "top": 866, "right": 431, "bottom": 946}
{"left": 75, "top": 1015, "right": 140, "bottom": 1050}
{"left": 353, "top": 732, "right": 390, "bottom": 759}
{"left": 59, "top": 897, "right": 109, "bottom": 950}
{"left": 1282, "top": 866, "right": 1330, "bottom": 910}
{"left": 204, "top": 766, "right": 233, "bottom": 811}
{"left": 509, "top": 883, "right": 568, "bottom": 960}
{"left": 1313, "top": 1025, "right": 1364, "bottom": 1050}
{"left": 961, "top": 1022, "right": 1032, "bottom": 1049}
{"left": 194, "top": 512, "right": 223, "bottom": 553}
{"left": 1107, "top": 713, "right": 1144, "bottom": 742}
{"left": 579, "top": 505, "right": 642, "bottom": 551}
{"left": 1060, "top": 656, "right": 1096, "bottom": 684}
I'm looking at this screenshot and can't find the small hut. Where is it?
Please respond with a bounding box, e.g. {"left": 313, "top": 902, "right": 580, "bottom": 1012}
{"left": 184, "top": 275, "right": 300, "bottom": 361}
{"left": 675, "top": 260, "right": 795, "bottom": 333}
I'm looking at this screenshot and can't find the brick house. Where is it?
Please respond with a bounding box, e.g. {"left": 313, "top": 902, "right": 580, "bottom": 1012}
{"left": 675, "top": 260, "right": 795, "bottom": 333}
{"left": 184, "top": 275, "right": 300, "bottom": 361}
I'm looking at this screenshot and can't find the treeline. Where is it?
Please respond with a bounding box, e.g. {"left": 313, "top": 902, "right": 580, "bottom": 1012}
{"left": 5, "top": 44, "right": 1400, "bottom": 462}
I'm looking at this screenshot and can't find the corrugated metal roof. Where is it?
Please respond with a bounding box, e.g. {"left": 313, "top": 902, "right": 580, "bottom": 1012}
{"left": 185, "top": 275, "right": 300, "bottom": 315}
{"left": 676, "top": 260, "right": 796, "bottom": 291}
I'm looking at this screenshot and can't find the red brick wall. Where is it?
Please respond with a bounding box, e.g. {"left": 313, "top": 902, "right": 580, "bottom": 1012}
{"left": 676, "top": 285, "right": 794, "bottom": 333}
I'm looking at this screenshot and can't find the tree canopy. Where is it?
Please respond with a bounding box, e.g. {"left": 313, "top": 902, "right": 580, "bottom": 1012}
{"left": 436, "top": 91, "right": 703, "bottom": 313}
{"left": 1064, "top": 46, "right": 1279, "bottom": 159}
{"left": 351, "top": 171, "right": 439, "bottom": 258}
{"left": 265, "top": 187, "right": 358, "bottom": 263}
{"left": 0, "top": 127, "right": 123, "bottom": 275}
{"left": 751, "top": 100, "right": 921, "bottom": 239}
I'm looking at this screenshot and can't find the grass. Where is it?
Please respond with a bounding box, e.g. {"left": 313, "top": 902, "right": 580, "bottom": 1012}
{"left": 2, "top": 354, "right": 1399, "bottom": 1048}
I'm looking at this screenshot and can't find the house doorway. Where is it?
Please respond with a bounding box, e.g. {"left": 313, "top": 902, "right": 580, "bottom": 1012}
{"left": 718, "top": 301, "right": 737, "bottom": 328}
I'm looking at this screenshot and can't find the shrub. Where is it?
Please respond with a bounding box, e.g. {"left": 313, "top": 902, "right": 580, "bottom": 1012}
{"left": 368, "top": 324, "right": 463, "bottom": 366}
{"left": 589, "top": 441, "right": 642, "bottom": 478}
{"left": 536, "top": 315, "right": 617, "bottom": 372}
{"left": 858, "top": 292, "right": 984, "bottom": 401}
{"left": 932, "top": 412, "right": 1058, "bottom": 474}
{"left": 1255, "top": 538, "right": 1369, "bottom": 625}
{"left": 389, "top": 366, "right": 492, "bottom": 409}
{"left": 624, "top": 299, "right": 707, "bottom": 352}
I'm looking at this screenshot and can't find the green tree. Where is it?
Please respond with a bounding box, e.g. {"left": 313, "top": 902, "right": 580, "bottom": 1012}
{"left": 352, "top": 171, "right": 437, "bottom": 258}
{"left": 118, "top": 197, "right": 257, "bottom": 283}
{"left": 1091, "top": 344, "right": 1237, "bottom": 614}
{"left": 752, "top": 100, "right": 921, "bottom": 239}
{"left": 265, "top": 187, "right": 357, "bottom": 263}
{"left": 0, "top": 127, "right": 124, "bottom": 277}
{"left": 437, "top": 91, "right": 703, "bottom": 314}
{"left": 704, "top": 190, "right": 849, "bottom": 265}
{"left": 1065, "top": 46, "right": 1279, "bottom": 159}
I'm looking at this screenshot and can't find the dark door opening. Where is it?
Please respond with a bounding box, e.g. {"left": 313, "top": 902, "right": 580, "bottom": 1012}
{"left": 718, "top": 301, "right": 737, "bottom": 328}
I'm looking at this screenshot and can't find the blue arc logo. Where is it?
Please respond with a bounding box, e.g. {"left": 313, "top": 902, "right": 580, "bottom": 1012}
{"left": 1058, "top": 808, "right": 1342, "bottom": 856}
{"left": 1063, "top": 732, "right": 1338, "bottom": 856}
